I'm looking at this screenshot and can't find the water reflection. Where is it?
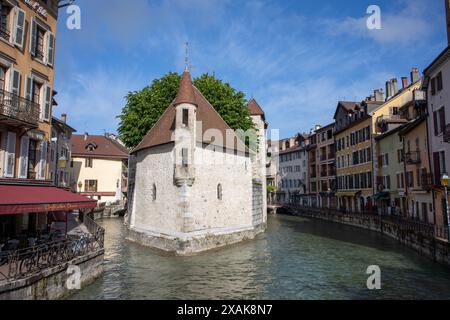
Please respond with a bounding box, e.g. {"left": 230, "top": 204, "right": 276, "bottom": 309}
{"left": 70, "top": 215, "right": 450, "bottom": 300}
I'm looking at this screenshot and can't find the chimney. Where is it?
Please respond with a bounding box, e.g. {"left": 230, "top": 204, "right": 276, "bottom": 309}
{"left": 61, "top": 113, "right": 67, "bottom": 123}
{"left": 391, "top": 78, "right": 399, "bottom": 96}
{"left": 84, "top": 132, "right": 88, "bottom": 141}
{"left": 410, "top": 67, "right": 419, "bottom": 84}
{"left": 385, "top": 81, "right": 392, "bottom": 100}
{"left": 446, "top": 0, "right": 450, "bottom": 45}
{"left": 374, "top": 89, "right": 385, "bottom": 102}
{"left": 401, "top": 77, "right": 409, "bottom": 89}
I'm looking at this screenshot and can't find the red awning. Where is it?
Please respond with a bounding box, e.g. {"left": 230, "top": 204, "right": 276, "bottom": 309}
{"left": 0, "top": 185, "right": 97, "bottom": 215}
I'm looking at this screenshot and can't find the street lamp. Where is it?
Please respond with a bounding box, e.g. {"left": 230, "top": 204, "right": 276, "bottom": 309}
{"left": 58, "top": 155, "right": 68, "bottom": 169}
{"left": 441, "top": 173, "right": 450, "bottom": 242}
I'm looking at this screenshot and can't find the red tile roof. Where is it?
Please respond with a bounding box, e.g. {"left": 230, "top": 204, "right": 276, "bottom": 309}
{"left": 71, "top": 135, "right": 129, "bottom": 159}
{"left": 248, "top": 99, "right": 265, "bottom": 119}
{"left": 174, "top": 70, "right": 197, "bottom": 106}
{"left": 133, "top": 72, "right": 248, "bottom": 154}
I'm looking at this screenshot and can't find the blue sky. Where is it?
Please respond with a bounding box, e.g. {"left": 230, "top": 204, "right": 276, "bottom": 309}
{"left": 54, "top": 0, "right": 446, "bottom": 139}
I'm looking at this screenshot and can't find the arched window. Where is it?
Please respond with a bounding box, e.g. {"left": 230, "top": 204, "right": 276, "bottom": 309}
{"left": 217, "top": 183, "right": 223, "bottom": 200}
{"left": 152, "top": 183, "right": 156, "bottom": 201}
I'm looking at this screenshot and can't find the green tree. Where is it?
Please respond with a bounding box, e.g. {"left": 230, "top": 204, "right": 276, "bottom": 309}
{"left": 117, "top": 72, "right": 256, "bottom": 149}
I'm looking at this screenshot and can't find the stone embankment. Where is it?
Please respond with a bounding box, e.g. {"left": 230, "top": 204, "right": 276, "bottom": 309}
{"left": 281, "top": 206, "right": 450, "bottom": 267}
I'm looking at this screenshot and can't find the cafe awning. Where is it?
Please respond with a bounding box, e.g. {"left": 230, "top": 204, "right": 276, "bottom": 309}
{"left": 336, "top": 191, "right": 361, "bottom": 197}
{"left": 0, "top": 185, "right": 97, "bottom": 215}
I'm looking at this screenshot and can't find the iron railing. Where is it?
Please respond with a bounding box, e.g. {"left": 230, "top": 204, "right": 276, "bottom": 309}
{"left": 0, "top": 27, "right": 10, "bottom": 41}
{"left": 405, "top": 151, "right": 421, "bottom": 165}
{"left": 0, "top": 219, "right": 104, "bottom": 283}
{"left": 279, "top": 204, "right": 449, "bottom": 242}
{"left": 0, "top": 89, "right": 40, "bottom": 126}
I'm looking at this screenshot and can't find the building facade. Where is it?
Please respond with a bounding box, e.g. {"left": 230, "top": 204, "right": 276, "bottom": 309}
{"left": 0, "top": 1, "right": 97, "bottom": 244}
{"left": 50, "top": 113, "right": 75, "bottom": 188}
{"left": 315, "top": 123, "right": 336, "bottom": 209}
{"left": 277, "top": 134, "right": 309, "bottom": 205}
{"left": 334, "top": 98, "right": 383, "bottom": 213}
{"left": 424, "top": 45, "right": 450, "bottom": 228}
{"left": 70, "top": 133, "right": 129, "bottom": 204}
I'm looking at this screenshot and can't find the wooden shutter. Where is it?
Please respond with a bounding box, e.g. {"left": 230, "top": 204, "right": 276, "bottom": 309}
{"left": 437, "top": 72, "right": 443, "bottom": 91}
{"left": 433, "top": 152, "right": 440, "bottom": 186}
{"left": 29, "top": 18, "right": 37, "bottom": 56}
{"left": 13, "top": 7, "right": 25, "bottom": 48}
{"left": 9, "top": 68, "right": 20, "bottom": 95}
{"left": 38, "top": 141, "right": 47, "bottom": 180}
{"left": 431, "top": 78, "right": 436, "bottom": 95}
{"left": 43, "top": 85, "right": 51, "bottom": 121}
{"left": 4, "top": 132, "right": 16, "bottom": 178}
{"left": 18, "top": 135, "right": 29, "bottom": 179}
{"left": 46, "top": 32, "right": 55, "bottom": 66}
{"left": 434, "top": 111, "right": 439, "bottom": 136}
{"left": 439, "top": 108, "right": 446, "bottom": 134}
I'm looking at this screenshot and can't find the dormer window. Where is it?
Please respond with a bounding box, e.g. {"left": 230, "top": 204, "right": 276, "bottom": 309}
{"left": 85, "top": 142, "right": 98, "bottom": 152}
{"left": 182, "top": 109, "right": 189, "bottom": 127}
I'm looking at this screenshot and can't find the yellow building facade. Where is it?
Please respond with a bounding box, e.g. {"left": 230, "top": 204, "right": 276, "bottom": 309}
{"left": 0, "top": 0, "right": 58, "bottom": 181}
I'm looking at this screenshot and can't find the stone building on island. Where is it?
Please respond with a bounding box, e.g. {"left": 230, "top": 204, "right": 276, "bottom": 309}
{"left": 126, "top": 69, "right": 267, "bottom": 255}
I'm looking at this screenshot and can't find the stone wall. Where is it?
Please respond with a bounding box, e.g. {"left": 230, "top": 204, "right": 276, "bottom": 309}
{"left": 252, "top": 182, "right": 264, "bottom": 226}
{"left": 284, "top": 207, "right": 450, "bottom": 267}
{"left": 127, "top": 224, "right": 265, "bottom": 256}
{"left": 0, "top": 250, "right": 104, "bottom": 300}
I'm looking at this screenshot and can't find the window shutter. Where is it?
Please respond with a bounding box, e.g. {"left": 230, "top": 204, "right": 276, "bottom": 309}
{"left": 439, "top": 108, "right": 446, "bottom": 134}
{"left": 24, "top": 76, "right": 32, "bottom": 100}
{"left": 431, "top": 78, "right": 436, "bottom": 95}
{"left": 9, "top": 68, "right": 20, "bottom": 95}
{"left": 434, "top": 111, "right": 439, "bottom": 136}
{"left": 18, "top": 135, "right": 29, "bottom": 179}
{"left": 4, "top": 132, "right": 16, "bottom": 178}
{"left": 46, "top": 32, "right": 55, "bottom": 66}
{"left": 29, "top": 18, "right": 37, "bottom": 56}
{"left": 13, "top": 7, "right": 26, "bottom": 48}
{"left": 42, "top": 85, "right": 51, "bottom": 121}
{"left": 38, "top": 141, "right": 47, "bottom": 180}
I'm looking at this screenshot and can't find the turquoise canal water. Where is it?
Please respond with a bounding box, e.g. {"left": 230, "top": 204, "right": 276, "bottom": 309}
{"left": 70, "top": 215, "right": 450, "bottom": 300}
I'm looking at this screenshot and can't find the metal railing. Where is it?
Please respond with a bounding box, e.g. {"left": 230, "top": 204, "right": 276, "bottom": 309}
{"left": 444, "top": 124, "right": 450, "bottom": 143}
{"left": 279, "top": 204, "right": 449, "bottom": 241}
{"left": 0, "top": 89, "right": 40, "bottom": 126}
{"left": 0, "top": 27, "right": 10, "bottom": 41}
{"left": 405, "top": 151, "right": 421, "bottom": 165}
{"left": 0, "top": 219, "right": 104, "bottom": 283}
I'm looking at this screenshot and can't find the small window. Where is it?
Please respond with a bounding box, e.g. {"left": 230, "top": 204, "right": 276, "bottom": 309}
{"left": 84, "top": 180, "right": 97, "bottom": 192}
{"left": 182, "top": 109, "right": 189, "bottom": 127}
{"left": 152, "top": 183, "right": 156, "bottom": 201}
{"left": 85, "top": 158, "right": 93, "bottom": 168}
{"left": 182, "top": 148, "right": 188, "bottom": 167}
{"left": 217, "top": 184, "right": 223, "bottom": 200}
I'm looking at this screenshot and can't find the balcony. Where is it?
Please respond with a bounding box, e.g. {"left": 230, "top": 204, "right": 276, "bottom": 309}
{"left": 0, "top": 27, "right": 10, "bottom": 42}
{"left": 444, "top": 124, "right": 450, "bottom": 143}
{"left": 0, "top": 89, "right": 40, "bottom": 127}
{"left": 419, "top": 173, "right": 434, "bottom": 191}
{"left": 405, "top": 151, "right": 421, "bottom": 165}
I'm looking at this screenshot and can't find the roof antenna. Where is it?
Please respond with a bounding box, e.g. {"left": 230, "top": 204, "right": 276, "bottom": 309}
{"left": 185, "top": 42, "right": 189, "bottom": 71}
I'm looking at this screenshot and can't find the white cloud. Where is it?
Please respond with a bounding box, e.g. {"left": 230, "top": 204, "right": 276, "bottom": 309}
{"left": 322, "top": 0, "right": 436, "bottom": 45}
